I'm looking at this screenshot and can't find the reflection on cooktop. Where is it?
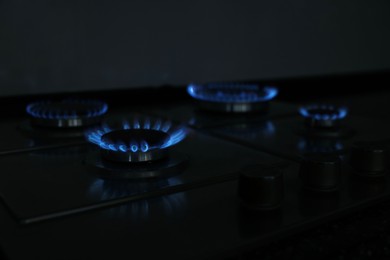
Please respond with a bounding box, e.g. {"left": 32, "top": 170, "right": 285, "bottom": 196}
{"left": 212, "top": 113, "right": 390, "bottom": 160}
{"left": 0, "top": 128, "right": 279, "bottom": 223}
{"left": 88, "top": 178, "right": 187, "bottom": 220}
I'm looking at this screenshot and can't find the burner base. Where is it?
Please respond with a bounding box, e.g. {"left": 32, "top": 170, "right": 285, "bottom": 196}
{"left": 196, "top": 100, "right": 269, "bottom": 113}
{"left": 30, "top": 116, "right": 104, "bottom": 128}
{"left": 85, "top": 152, "right": 188, "bottom": 179}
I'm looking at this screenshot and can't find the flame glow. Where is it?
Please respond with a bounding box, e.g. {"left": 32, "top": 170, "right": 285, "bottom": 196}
{"left": 187, "top": 83, "right": 278, "bottom": 103}
{"left": 299, "top": 104, "right": 348, "bottom": 120}
{"left": 26, "top": 100, "right": 108, "bottom": 119}
{"left": 86, "top": 118, "right": 187, "bottom": 153}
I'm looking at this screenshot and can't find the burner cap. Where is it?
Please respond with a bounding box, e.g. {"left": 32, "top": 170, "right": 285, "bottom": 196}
{"left": 187, "top": 83, "right": 278, "bottom": 113}
{"left": 299, "top": 104, "right": 347, "bottom": 129}
{"left": 26, "top": 99, "right": 108, "bottom": 128}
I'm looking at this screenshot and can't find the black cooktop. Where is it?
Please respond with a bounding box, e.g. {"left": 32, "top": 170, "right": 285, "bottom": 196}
{"left": 1, "top": 84, "right": 390, "bottom": 260}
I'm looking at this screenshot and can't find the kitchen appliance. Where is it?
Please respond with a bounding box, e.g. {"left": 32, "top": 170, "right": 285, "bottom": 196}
{"left": 0, "top": 83, "right": 389, "bottom": 260}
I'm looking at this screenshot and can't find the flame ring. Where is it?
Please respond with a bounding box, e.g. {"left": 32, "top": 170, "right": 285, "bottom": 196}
{"left": 187, "top": 83, "right": 278, "bottom": 103}
{"left": 86, "top": 118, "right": 187, "bottom": 162}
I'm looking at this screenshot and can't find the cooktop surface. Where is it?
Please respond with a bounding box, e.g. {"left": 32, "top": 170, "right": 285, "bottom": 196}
{"left": 1, "top": 87, "right": 390, "bottom": 260}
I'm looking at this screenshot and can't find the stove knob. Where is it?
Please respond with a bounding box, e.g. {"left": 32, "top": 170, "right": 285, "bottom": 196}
{"left": 299, "top": 154, "right": 341, "bottom": 191}
{"left": 350, "top": 141, "right": 387, "bottom": 176}
{"left": 238, "top": 164, "right": 284, "bottom": 210}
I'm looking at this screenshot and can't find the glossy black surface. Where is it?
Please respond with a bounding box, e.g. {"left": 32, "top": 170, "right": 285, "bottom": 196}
{"left": 1, "top": 88, "right": 390, "bottom": 260}
{"left": 1, "top": 155, "right": 390, "bottom": 260}
{"left": 147, "top": 101, "right": 296, "bottom": 128}
{"left": 0, "top": 119, "right": 87, "bottom": 155}
{"left": 0, "top": 128, "right": 278, "bottom": 223}
{"left": 211, "top": 115, "right": 390, "bottom": 160}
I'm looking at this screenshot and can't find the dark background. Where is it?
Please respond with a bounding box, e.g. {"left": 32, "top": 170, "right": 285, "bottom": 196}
{"left": 1, "top": 0, "right": 390, "bottom": 97}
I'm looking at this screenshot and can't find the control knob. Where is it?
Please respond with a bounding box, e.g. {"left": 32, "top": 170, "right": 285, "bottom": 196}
{"left": 238, "top": 164, "right": 284, "bottom": 210}
{"left": 299, "top": 154, "right": 341, "bottom": 191}
{"left": 350, "top": 141, "right": 387, "bottom": 176}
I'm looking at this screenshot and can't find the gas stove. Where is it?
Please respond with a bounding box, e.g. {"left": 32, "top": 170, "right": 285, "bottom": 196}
{"left": 0, "top": 83, "right": 389, "bottom": 260}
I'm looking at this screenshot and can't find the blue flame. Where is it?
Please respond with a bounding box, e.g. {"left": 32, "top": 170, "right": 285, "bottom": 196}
{"left": 86, "top": 118, "right": 187, "bottom": 153}
{"left": 26, "top": 100, "right": 108, "bottom": 119}
{"left": 299, "top": 104, "right": 348, "bottom": 120}
{"left": 187, "top": 83, "right": 278, "bottom": 103}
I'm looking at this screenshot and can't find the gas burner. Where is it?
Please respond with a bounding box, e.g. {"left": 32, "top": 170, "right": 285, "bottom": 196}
{"left": 86, "top": 117, "right": 188, "bottom": 179}
{"left": 299, "top": 104, "right": 347, "bottom": 129}
{"left": 297, "top": 104, "right": 353, "bottom": 138}
{"left": 26, "top": 99, "right": 108, "bottom": 128}
{"left": 87, "top": 118, "right": 186, "bottom": 163}
{"left": 187, "top": 83, "right": 278, "bottom": 113}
